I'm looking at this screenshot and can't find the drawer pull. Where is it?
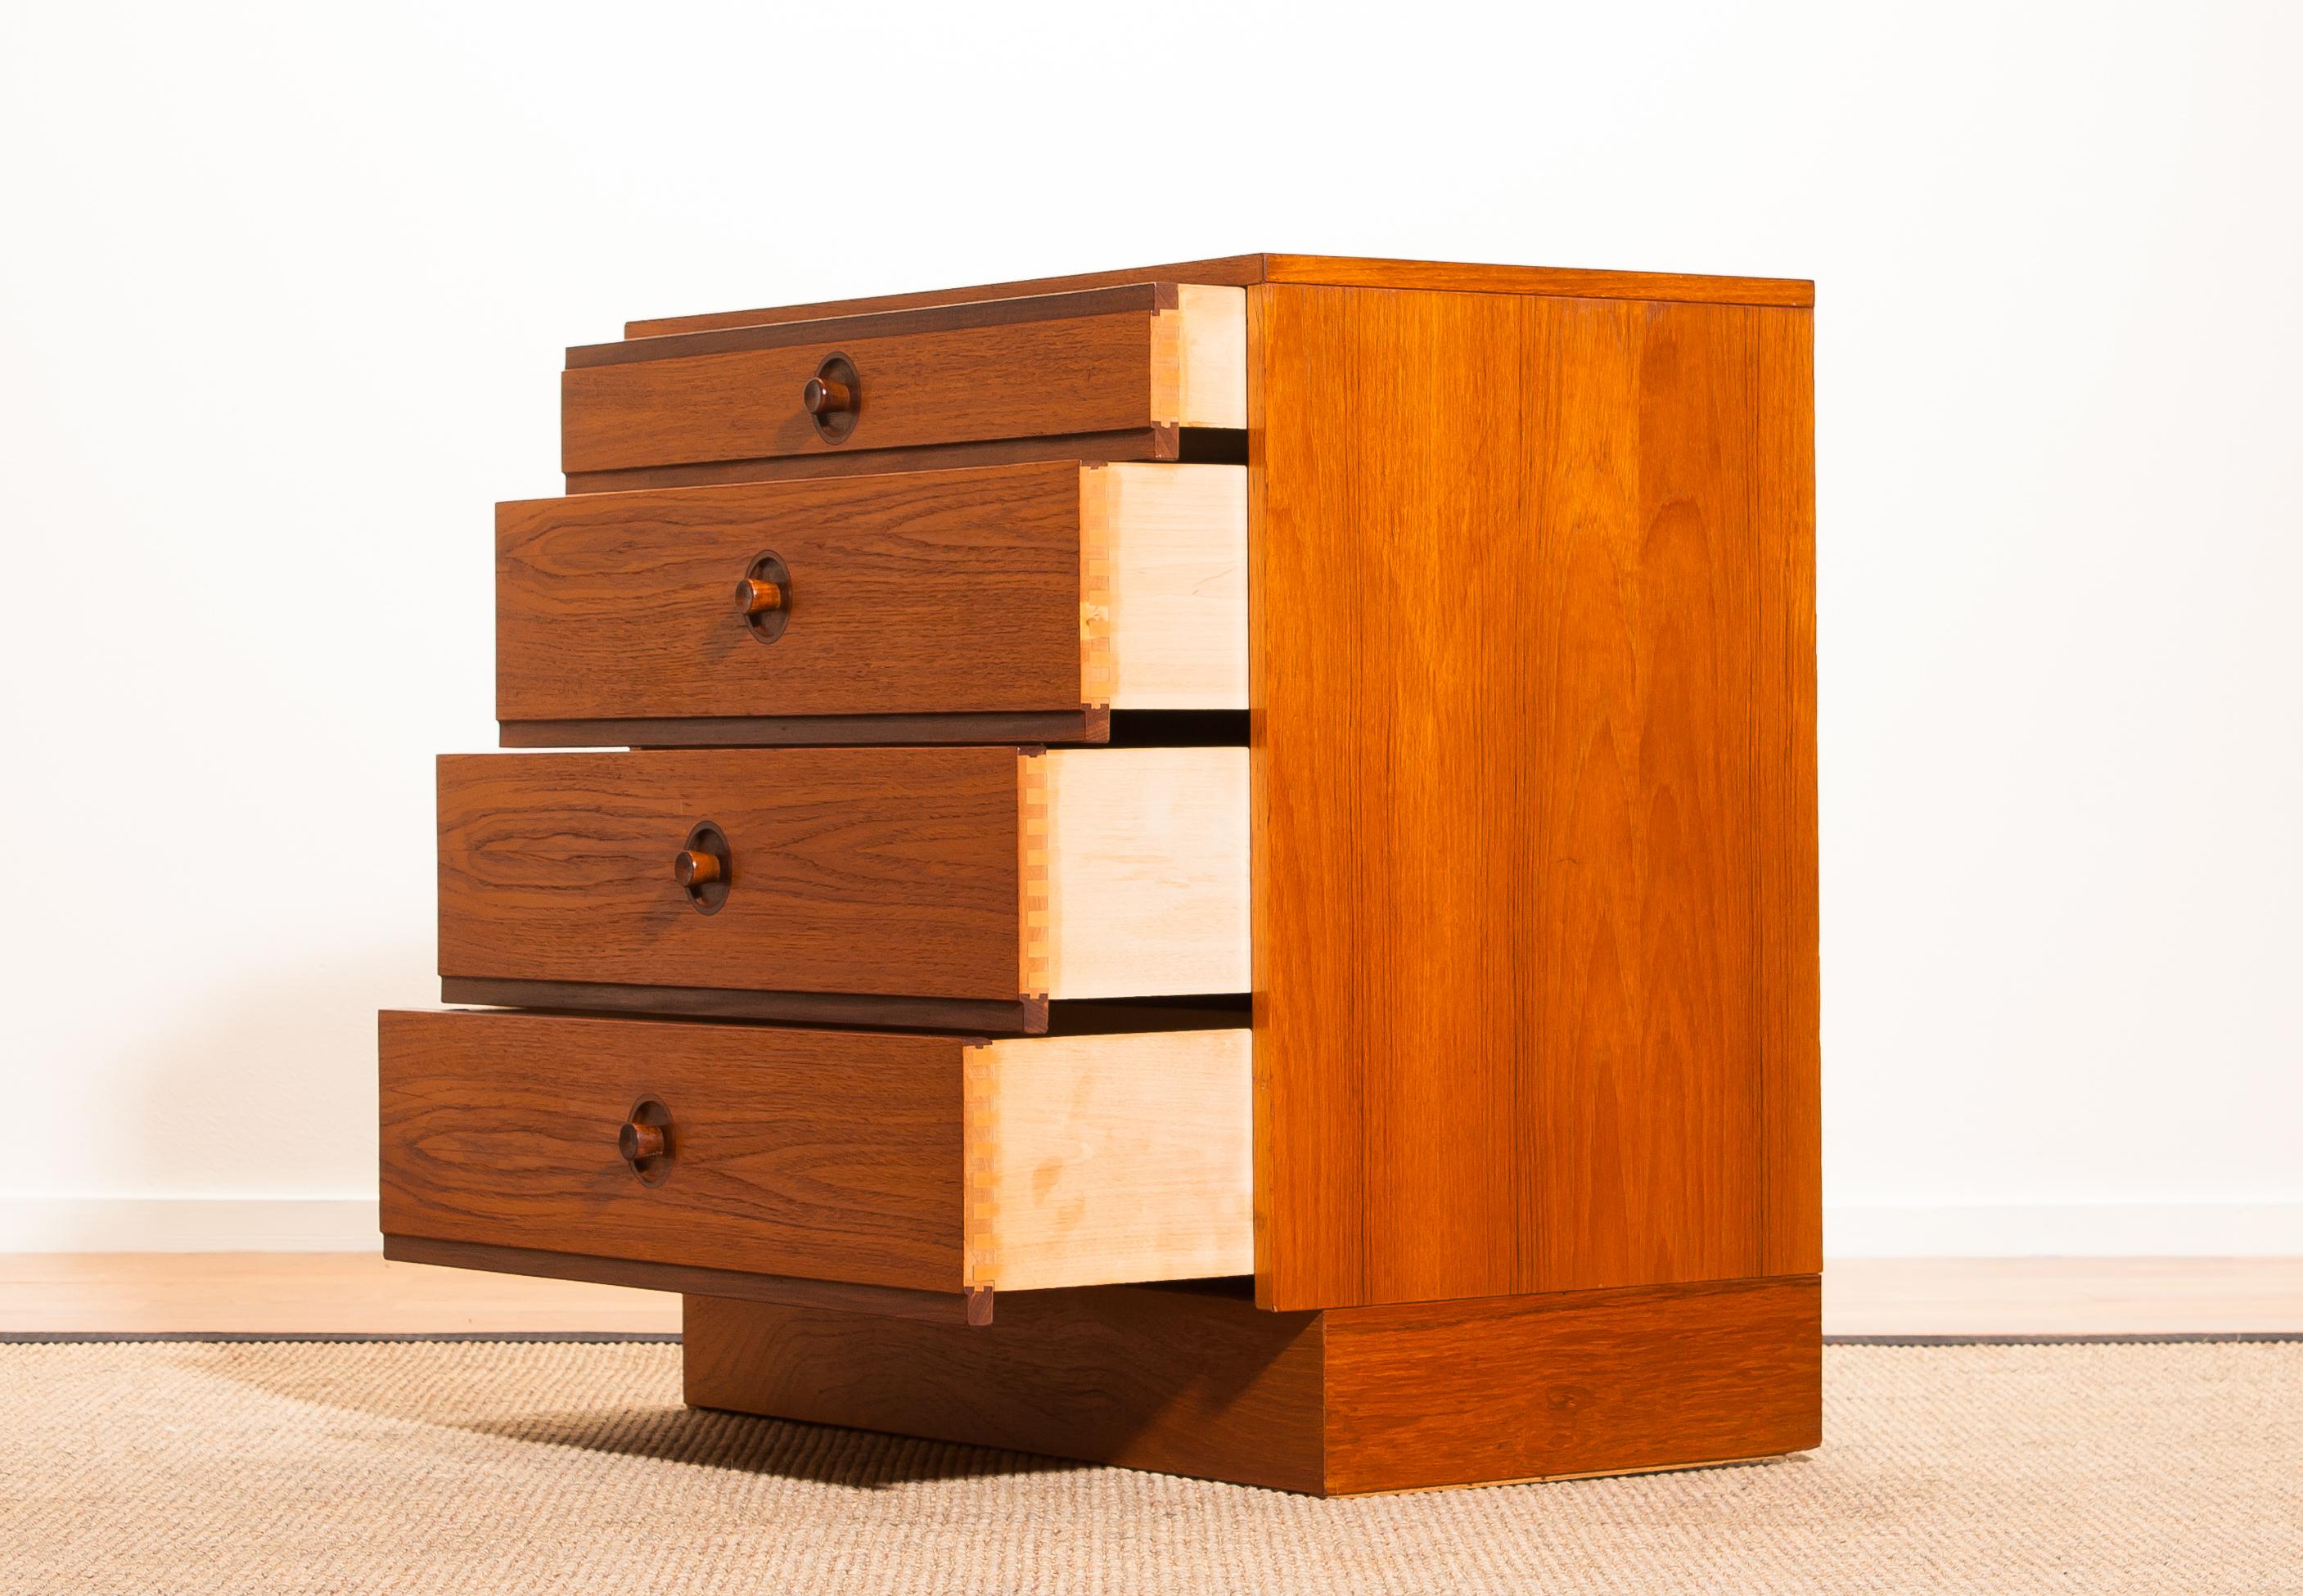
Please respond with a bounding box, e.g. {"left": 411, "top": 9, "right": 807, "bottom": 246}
{"left": 803, "top": 354, "right": 860, "bottom": 443}
{"left": 618, "top": 1096, "right": 674, "bottom": 1185}
{"left": 736, "top": 551, "right": 791, "bottom": 644}
{"left": 674, "top": 821, "right": 732, "bottom": 913}
{"left": 735, "top": 577, "right": 785, "bottom": 616}
{"left": 802, "top": 376, "right": 854, "bottom": 415}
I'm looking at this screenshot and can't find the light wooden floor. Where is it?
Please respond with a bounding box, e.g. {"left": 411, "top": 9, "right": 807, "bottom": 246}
{"left": 1, "top": 1254, "right": 2297, "bottom": 1336}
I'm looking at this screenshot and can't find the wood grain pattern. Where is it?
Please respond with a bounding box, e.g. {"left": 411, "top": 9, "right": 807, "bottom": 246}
{"left": 498, "top": 709, "right": 1110, "bottom": 750}
{"left": 383, "top": 1010, "right": 1254, "bottom": 1305}
{"left": 564, "top": 286, "right": 1246, "bottom": 476}
{"left": 498, "top": 462, "right": 1091, "bottom": 721}
{"left": 495, "top": 462, "right": 1249, "bottom": 728}
{"left": 1089, "top": 463, "right": 1249, "bottom": 710}
{"left": 970, "top": 1029, "right": 1252, "bottom": 1291}
{"left": 437, "top": 746, "right": 1025, "bottom": 1003}
{"left": 564, "top": 426, "right": 1182, "bottom": 496}
{"left": 680, "top": 1274, "right": 1817, "bottom": 1495}
{"left": 1042, "top": 747, "right": 1250, "bottom": 999}
{"left": 381, "top": 1236, "right": 989, "bottom": 1325}
{"left": 377, "top": 1009, "right": 969, "bottom": 1291}
{"left": 439, "top": 746, "right": 1251, "bottom": 1008}
{"left": 624, "top": 255, "right": 1812, "bottom": 339}
{"left": 1755, "top": 311, "right": 1823, "bottom": 1275}
{"left": 1151, "top": 284, "right": 1250, "bottom": 428}
{"left": 626, "top": 258, "right": 1269, "bottom": 337}
{"left": 435, "top": 976, "right": 1047, "bottom": 1035}
{"left": 683, "top": 1285, "right": 1327, "bottom": 1494}
{"left": 576, "top": 284, "right": 1175, "bottom": 369}
{"left": 1320, "top": 1275, "right": 1821, "bottom": 1494}
{"left": 1250, "top": 284, "right": 1819, "bottom": 1310}
{"left": 1260, "top": 255, "right": 1813, "bottom": 308}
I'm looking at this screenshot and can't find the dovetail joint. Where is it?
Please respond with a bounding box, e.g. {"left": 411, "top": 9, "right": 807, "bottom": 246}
{"left": 963, "top": 1044, "right": 998, "bottom": 1291}
{"left": 1017, "top": 751, "right": 1052, "bottom": 1002}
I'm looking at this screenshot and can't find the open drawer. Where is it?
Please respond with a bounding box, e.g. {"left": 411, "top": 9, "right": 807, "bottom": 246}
{"left": 378, "top": 1008, "right": 1251, "bottom": 1325}
{"left": 436, "top": 744, "right": 1248, "bottom": 1033}
{"left": 495, "top": 461, "right": 1246, "bottom": 747}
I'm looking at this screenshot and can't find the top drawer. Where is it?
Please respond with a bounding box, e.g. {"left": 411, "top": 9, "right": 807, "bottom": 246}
{"left": 562, "top": 284, "right": 1246, "bottom": 482}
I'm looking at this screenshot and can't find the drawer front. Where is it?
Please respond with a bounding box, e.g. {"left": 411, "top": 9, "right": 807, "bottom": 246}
{"left": 379, "top": 1009, "right": 967, "bottom": 1292}
{"left": 561, "top": 284, "right": 1245, "bottom": 478}
{"left": 378, "top": 1009, "right": 1253, "bottom": 1305}
{"left": 436, "top": 746, "right": 1249, "bottom": 1028}
{"left": 494, "top": 462, "right": 1247, "bottom": 734}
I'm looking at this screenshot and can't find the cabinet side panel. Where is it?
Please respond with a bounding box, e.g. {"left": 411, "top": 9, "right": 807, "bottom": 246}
{"left": 1756, "top": 309, "right": 1823, "bottom": 1274}
{"left": 1251, "top": 284, "right": 1818, "bottom": 1308}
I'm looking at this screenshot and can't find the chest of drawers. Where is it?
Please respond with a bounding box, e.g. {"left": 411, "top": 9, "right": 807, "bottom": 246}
{"left": 377, "top": 252, "right": 1820, "bottom": 1495}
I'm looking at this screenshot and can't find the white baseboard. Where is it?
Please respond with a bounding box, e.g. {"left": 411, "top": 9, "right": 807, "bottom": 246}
{"left": 1826, "top": 1202, "right": 2303, "bottom": 1257}
{"left": 0, "top": 1197, "right": 381, "bottom": 1252}
{"left": 2, "top": 1197, "right": 2296, "bottom": 1257}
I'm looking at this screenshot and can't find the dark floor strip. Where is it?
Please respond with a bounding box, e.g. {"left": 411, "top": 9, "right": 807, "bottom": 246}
{"left": 1824, "top": 1332, "right": 2302, "bottom": 1346}
{"left": 0, "top": 1331, "right": 685, "bottom": 1344}
{"left": 1, "top": 1330, "right": 2297, "bottom": 1346}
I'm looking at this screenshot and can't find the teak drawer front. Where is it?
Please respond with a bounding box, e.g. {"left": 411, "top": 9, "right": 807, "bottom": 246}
{"left": 495, "top": 462, "right": 1246, "bottom": 736}
{"left": 562, "top": 284, "right": 1246, "bottom": 478}
{"left": 435, "top": 746, "right": 1248, "bottom": 1030}
{"left": 378, "top": 1009, "right": 1253, "bottom": 1311}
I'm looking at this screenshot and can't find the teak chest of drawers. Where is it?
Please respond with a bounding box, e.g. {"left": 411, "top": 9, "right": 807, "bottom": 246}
{"left": 377, "top": 252, "right": 1821, "bottom": 1495}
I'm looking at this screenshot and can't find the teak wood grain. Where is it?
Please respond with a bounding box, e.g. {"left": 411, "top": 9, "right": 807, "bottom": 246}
{"left": 380, "top": 1009, "right": 1253, "bottom": 1305}
{"left": 563, "top": 285, "right": 1245, "bottom": 477}
{"left": 499, "top": 709, "right": 1112, "bottom": 751}
{"left": 624, "top": 255, "right": 1814, "bottom": 339}
{"left": 683, "top": 1285, "right": 1327, "bottom": 1494}
{"left": 382, "top": 1236, "right": 991, "bottom": 1326}
{"left": 562, "top": 426, "right": 1184, "bottom": 496}
{"left": 437, "top": 746, "right": 1027, "bottom": 1006}
{"left": 378, "top": 1009, "right": 969, "bottom": 1292}
{"left": 437, "top": 746, "right": 1250, "bottom": 1015}
{"left": 1319, "top": 1274, "right": 1820, "bottom": 1494}
{"left": 501, "top": 463, "right": 1090, "bottom": 722}
{"left": 495, "top": 461, "right": 1247, "bottom": 729}
{"left": 681, "top": 1274, "right": 1818, "bottom": 1495}
{"left": 1249, "top": 284, "right": 1820, "bottom": 1310}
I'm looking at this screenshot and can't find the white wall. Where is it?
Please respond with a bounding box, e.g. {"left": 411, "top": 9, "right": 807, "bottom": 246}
{"left": 2, "top": 0, "right": 2296, "bottom": 1255}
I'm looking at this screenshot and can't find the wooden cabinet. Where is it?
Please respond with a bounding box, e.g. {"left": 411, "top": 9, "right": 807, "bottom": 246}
{"left": 379, "top": 252, "right": 1820, "bottom": 1495}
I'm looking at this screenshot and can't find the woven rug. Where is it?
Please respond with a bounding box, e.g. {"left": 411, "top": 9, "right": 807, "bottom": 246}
{"left": 2, "top": 1341, "right": 2296, "bottom": 1594}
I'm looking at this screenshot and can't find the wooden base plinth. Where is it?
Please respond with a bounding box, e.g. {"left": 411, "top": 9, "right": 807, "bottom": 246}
{"left": 683, "top": 1274, "right": 1819, "bottom": 1495}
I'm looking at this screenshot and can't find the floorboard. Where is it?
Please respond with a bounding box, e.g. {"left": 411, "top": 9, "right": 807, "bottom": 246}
{"left": 0, "top": 1254, "right": 2295, "bottom": 1337}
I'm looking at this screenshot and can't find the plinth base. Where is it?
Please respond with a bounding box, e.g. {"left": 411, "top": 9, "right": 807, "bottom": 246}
{"left": 684, "top": 1274, "right": 1819, "bottom": 1495}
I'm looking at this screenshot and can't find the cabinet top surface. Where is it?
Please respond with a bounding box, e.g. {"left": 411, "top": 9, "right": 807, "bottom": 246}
{"left": 620, "top": 254, "right": 1815, "bottom": 340}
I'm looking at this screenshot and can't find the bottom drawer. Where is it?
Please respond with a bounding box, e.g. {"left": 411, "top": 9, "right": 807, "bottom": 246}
{"left": 377, "top": 1008, "right": 1250, "bottom": 1324}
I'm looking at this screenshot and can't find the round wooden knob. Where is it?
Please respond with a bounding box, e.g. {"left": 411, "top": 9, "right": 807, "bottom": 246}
{"left": 803, "top": 375, "right": 855, "bottom": 416}
{"left": 804, "top": 354, "right": 860, "bottom": 443}
{"left": 734, "top": 576, "right": 786, "bottom": 616}
{"left": 618, "top": 1120, "right": 666, "bottom": 1162}
{"left": 673, "top": 849, "right": 721, "bottom": 888}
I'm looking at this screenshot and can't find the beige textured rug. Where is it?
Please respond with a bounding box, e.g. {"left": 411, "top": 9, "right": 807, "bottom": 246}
{"left": 2, "top": 1341, "right": 2297, "bottom": 1594}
